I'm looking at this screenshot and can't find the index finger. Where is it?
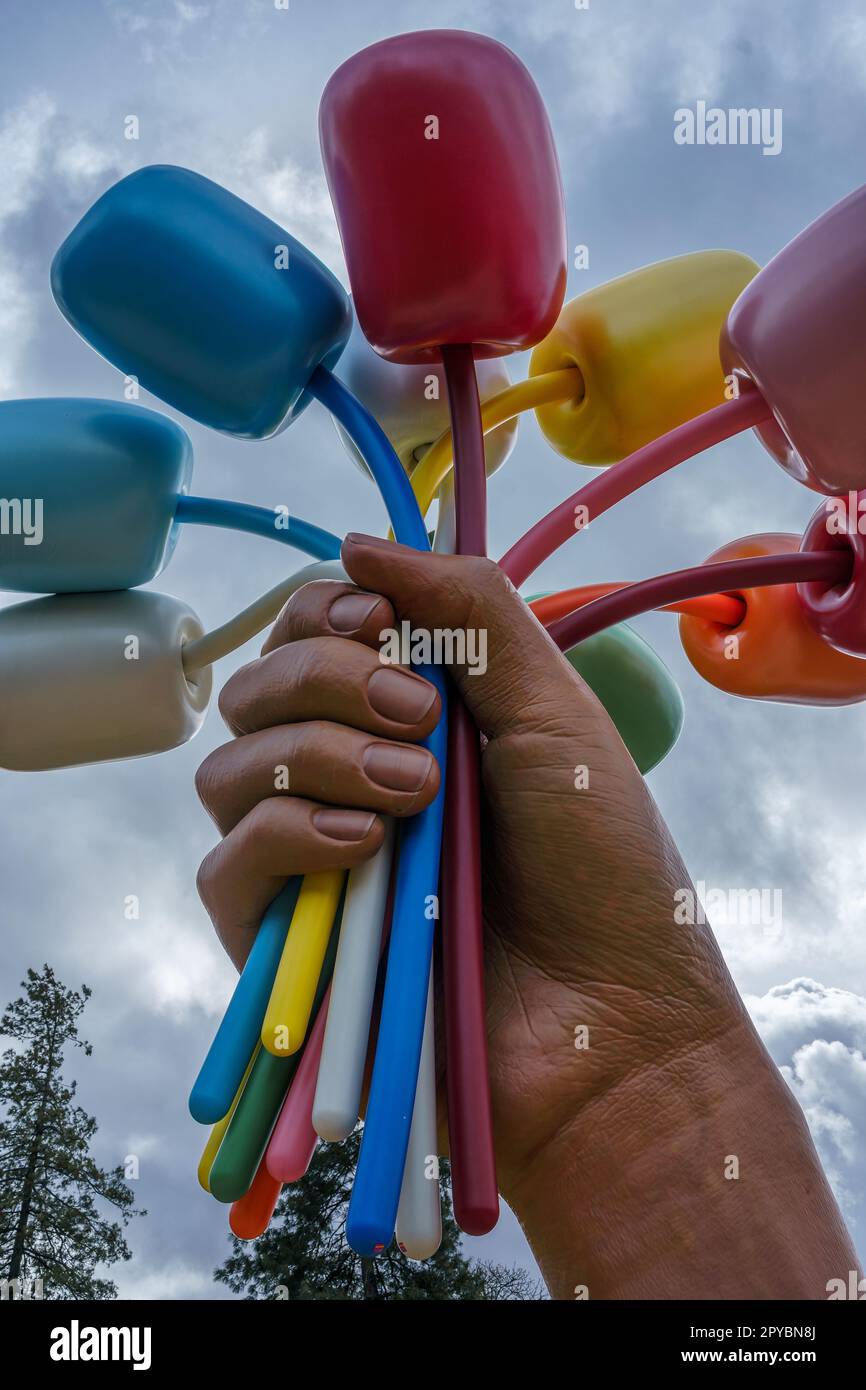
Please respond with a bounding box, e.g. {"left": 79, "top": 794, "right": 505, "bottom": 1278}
{"left": 261, "top": 579, "right": 396, "bottom": 656}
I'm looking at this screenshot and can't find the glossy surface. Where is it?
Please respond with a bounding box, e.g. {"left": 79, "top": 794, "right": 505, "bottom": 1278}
{"left": 0, "top": 590, "right": 211, "bottom": 770}
{"left": 529, "top": 598, "right": 684, "bottom": 772}
{"left": 51, "top": 166, "right": 351, "bottom": 438}
{"left": 0, "top": 398, "right": 190, "bottom": 593}
{"left": 679, "top": 533, "right": 866, "bottom": 703}
{"left": 407, "top": 370, "right": 577, "bottom": 526}
{"left": 439, "top": 343, "right": 497, "bottom": 1237}
{"left": 262, "top": 870, "right": 345, "bottom": 1056}
{"left": 334, "top": 318, "right": 517, "bottom": 476}
{"left": 530, "top": 251, "right": 759, "bottom": 464}
{"left": 797, "top": 494, "right": 866, "bottom": 656}
{"left": 320, "top": 30, "right": 566, "bottom": 362}
{"left": 197, "top": 1055, "right": 254, "bottom": 1194}
{"left": 230, "top": 1159, "right": 282, "bottom": 1241}
{"left": 307, "top": 370, "right": 449, "bottom": 1259}
{"left": 209, "top": 904, "right": 341, "bottom": 1205}
{"left": 721, "top": 184, "right": 866, "bottom": 493}
{"left": 189, "top": 879, "right": 302, "bottom": 1125}
{"left": 208, "top": 1047, "right": 296, "bottom": 1204}
{"left": 313, "top": 823, "right": 394, "bottom": 1143}
{"left": 566, "top": 625, "right": 684, "bottom": 774}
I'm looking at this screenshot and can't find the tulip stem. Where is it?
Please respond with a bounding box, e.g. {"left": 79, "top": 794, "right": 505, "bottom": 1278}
{"left": 530, "top": 585, "right": 747, "bottom": 628}
{"left": 393, "top": 367, "right": 583, "bottom": 530}
{"left": 440, "top": 344, "right": 499, "bottom": 1238}
{"left": 175, "top": 495, "right": 341, "bottom": 561}
{"left": 548, "top": 549, "right": 851, "bottom": 652}
{"left": 308, "top": 366, "right": 449, "bottom": 1259}
{"left": 500, "top": 390, "right": 773, "bottom": 589}
{"left": 181, "top": 559, "right": 347, "bottom": 674}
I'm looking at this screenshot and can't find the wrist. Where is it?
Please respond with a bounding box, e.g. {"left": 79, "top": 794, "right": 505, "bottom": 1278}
{"left": 505, "top": 1010, "right": 858, "bottom": 1300}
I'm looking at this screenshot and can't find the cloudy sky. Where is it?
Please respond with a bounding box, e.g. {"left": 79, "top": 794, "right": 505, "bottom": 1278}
{"left": 2, "top": 0, "right": 866, "bottom": 1298}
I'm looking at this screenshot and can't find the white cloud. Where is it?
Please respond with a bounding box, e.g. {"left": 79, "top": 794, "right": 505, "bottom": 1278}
{"left": 175, "top": 1, "right": 210, "bottom": 21}
{"left": 0, "top": 262, "right": 39, "bottom": 396}
{"left": 784, "top": 1041, "right": 866, "bottom": 1215}
{"left": 0, "top": 94, "right": 56, "bottom": 393}
{"left": 827, "top": 7, "right": 866, "bottom": 89}
{"left": 508, "top": 0, "right": 777, "bottom": 135}
{"left": 0, "top": 93, "right": 122, "bottom": 394}
{"left": 747, "top": 979, "right": 866, "bottom": 1241}
{"left": 113, "top": 1258, "right": 220, "bottom": 1301}
{"left": 0, "top": 92, "right": 57, "bottom": 215}
{"left": 104, "top": 0, "right": 217, "bottom": 65}
{"left": 194, "top": 126, "right": 345, "bottom": 279}
{"left": 54, "top": 137, "right": 116, "bottom": 191}
{"left": 749, "top": 978, "right": 866, "bottom": 1060}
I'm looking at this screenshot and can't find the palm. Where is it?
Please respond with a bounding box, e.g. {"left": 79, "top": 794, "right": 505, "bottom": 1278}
{"left": 463, "top": 701, "right": 729, "bottom": 1196}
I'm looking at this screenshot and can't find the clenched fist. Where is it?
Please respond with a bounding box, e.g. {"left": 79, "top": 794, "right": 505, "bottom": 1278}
{"left": 196, "top": 533, "right": 858, "bottom": 1299}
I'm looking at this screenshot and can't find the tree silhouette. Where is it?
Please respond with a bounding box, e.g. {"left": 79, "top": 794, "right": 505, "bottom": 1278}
{"left": 0, "top": 965, "right": 141, "bottom": 1299}
{"left": 215, "top": 1127, "right": 541, "bottom": 1300}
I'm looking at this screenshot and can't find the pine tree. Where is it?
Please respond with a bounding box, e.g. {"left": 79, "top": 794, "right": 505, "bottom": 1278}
{"left": 0, "top": 964, "right": 141, "bottom": 1299}
{"left": 215, "top": 1128, "right": 541, "bottom": 1300}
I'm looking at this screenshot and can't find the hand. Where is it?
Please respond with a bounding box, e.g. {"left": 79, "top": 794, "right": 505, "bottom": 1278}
{"left": 195, "top": 533, "right": 858, "bottom": 1299}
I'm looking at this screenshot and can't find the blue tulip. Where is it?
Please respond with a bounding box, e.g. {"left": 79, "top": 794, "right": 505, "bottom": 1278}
{"left": 0, "top": 397, "right": 190, "bottom": 592}
{"left": 51, "top": 165, "right": 352, "bottom": 439}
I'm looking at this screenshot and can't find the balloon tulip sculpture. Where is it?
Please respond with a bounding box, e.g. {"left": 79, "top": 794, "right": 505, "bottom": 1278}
{"left": 4, "top": 26, "right": 866, "bottom": 1261}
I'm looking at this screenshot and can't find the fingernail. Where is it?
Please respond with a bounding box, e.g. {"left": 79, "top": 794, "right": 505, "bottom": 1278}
{"left": 363, "top": 742, "right": 434, "bottom": 793}
{"left": 328, "top": 592, "right": 383, "bottom": 633}
{"left": 344, "top": 532, "right": 402, "bottom": 552}
{"left": 313, "top": 809, "right": 377, "bottom": 842}
{"left": 368, "top": 667, "right": 437, "bottom": 724}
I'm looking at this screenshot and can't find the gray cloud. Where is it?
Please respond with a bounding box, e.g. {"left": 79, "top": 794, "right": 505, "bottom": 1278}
{"left": 747, "top": 980, "right": 866, "bottom": 1248}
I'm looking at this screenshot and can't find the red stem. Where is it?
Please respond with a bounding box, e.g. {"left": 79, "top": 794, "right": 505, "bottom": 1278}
{"left": 500, "top": 390, "right": 773, "bottom": 588}
{"left": 440, "top": 344, "right": 498, "bottom": 1236}
{"left": 548, "top": 550, "right": 851, "bottom": 652}
{"left": 530, "top": 584, "right": 747, "bottom": 627}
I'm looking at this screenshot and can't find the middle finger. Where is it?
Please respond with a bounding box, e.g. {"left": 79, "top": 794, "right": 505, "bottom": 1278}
{"left": 218, "top": 636, "right": 441, "bottom": 741}
{"left": 196, "top": 720, "right": 440, "bottom": 834}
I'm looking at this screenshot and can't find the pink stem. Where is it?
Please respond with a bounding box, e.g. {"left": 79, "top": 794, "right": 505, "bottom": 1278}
{"left": 548, "top": 550, "right": 850, "bottom": 652}
{"left": 500, "top": 391, "right": 773, "bottom": 589}
{"left": 265, "top": 987, "right": 330, "bottom": 1184}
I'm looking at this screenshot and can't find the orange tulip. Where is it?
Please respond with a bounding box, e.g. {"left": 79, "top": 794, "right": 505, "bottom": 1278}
{"left": 679, "top": 532, "right": 866, "bottom": 704}
{"left": 229, "top": 1158, "right": 282, "bottom": 1241}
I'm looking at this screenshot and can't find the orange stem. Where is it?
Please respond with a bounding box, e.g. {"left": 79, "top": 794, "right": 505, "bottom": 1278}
{"left": 530, "top": 583, "right": 746, "bottom": 627}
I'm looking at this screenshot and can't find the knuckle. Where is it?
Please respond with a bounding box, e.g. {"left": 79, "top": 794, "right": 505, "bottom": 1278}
{"left": 474, "top": 555, "right": 517, "bottom": 604}
{"left": 295, "top": 635, "right": 368, "bottom": 692}
{"left": 262, "top": 598, "right": 296, "bottom": 652}
{"left": 270, "top": 584, "right": 324, "bottom": 643}
{"left": 217, "top": 660, "right": 256, "bottom": 731}
{"left": 195, "top": 848, "right": 221, "bottom": 914}
{"left": 266, "top": 581, "right": 353, "bottom": 650}
{"left": 290, "top": 719, "right": 339, "bottom": 766}
{"left": 193, "top": 747, "right": 223, "bottom": 810}
{"left": 241, "top": 798, "right": 293, "bottom": 857}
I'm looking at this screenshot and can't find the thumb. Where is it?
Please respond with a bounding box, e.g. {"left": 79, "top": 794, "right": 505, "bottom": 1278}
{"left": 340, "top": 532, "right": 594, "bottom": 741}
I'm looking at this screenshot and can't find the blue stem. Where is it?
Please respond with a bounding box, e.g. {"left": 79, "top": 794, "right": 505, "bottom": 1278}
{"left": 189, "top": 879, "right": 302, "bottom": 1125}
{"left": 309, "top": 365, "right": 448, "bottom": 1257}
{"left": 176, "top": 495, "right": 341, "bottom": 561}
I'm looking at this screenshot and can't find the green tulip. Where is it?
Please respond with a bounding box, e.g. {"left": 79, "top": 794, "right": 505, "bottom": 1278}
{"left": 529, "top": 598, "right": 684, "bottom": 774}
